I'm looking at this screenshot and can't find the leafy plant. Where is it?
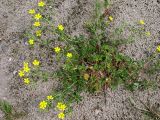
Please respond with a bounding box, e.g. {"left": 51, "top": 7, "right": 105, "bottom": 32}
{"left": 19, "top": 0, "right": 160, "bottom": 119}
{"left": 0, "top": 100, "right": 26, "bottom": 120}
{"left": 0, "top": 100, "right": 12, "bottom": 120}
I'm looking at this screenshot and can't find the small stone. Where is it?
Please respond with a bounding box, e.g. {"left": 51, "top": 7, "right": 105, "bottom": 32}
{"left": 13, "top": 70, "right": 17, "bottom": 75}
{"left": 8, "top": 57, "right": 12, "bottom": 61}
{"left": 0, "top": 110, "right": 5, "bottom": 119}
{"left": 95, "top": 109, "right": 101, "bottom": 115}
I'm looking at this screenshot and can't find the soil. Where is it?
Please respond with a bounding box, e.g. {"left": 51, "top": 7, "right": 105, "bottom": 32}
{"left": 0, "top": 0, "right": 160, "bottom": 120}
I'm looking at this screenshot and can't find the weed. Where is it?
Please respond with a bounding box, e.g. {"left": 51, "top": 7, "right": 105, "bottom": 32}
{"left": 0, "top": 100, "right": 12, "bottom": 120}
{"left": 18, "top": 0, "right": 160, "bottom": 119}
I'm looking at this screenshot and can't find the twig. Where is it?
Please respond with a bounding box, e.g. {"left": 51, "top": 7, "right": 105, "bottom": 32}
{"left": 128, "top": 97, "right": 149, "bottom": 112}
{"left": 103, "top": 85, "right": 107, "bottom": 106}
{"left": 139, "top": 99, "right": 160, "bottom": 119}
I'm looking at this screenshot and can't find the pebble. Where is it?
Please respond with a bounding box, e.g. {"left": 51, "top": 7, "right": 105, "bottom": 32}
{"left": 8, "top": 57, "right": 12, "bottom": 61}
{"left": 13, "top": 70, "right": 17, "bottom": 75}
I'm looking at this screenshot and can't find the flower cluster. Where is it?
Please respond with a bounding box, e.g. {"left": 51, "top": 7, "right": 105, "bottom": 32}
{"left": 56, "top": 102, "right": 67, "bottom": 119}
{"left": 18, "top": 61, "right": 30, "bottom": 84}
{"left": 38, "top": 95, "right": 67, "bottom": 119}
{"left": 18, "top": 60, "right": 40, "bottom": 85}
{"left": 39, "top": 95, "right": 54, "bottom": 110}
{"left": 27, "top": 1, "right": 45, "bottom": 45}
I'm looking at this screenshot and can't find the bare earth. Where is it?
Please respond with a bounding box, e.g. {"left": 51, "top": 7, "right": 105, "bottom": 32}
{"left": 0, "top": 0, "right": 160, "bottom": 120}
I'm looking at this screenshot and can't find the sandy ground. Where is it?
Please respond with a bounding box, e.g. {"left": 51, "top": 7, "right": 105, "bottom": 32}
{"left": 0, "top": 0, "right": 160, "bottom": 120}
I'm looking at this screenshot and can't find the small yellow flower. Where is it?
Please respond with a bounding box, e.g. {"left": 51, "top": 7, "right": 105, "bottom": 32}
{"left": 157, "top": 45, "right": 160, "bottom": 52}
{"left": 36, "top": 30, "right": 42, "bottom": 37}
{"left": 32, "top": 60, "right": 40, "bottom": 66}
{"left": 47, "top": 95, "right": 54, "bottom": 100}
{"left": 139, "top": 20, "right": 145, "bottom": 25}
{"left": 38, "top": 1, "right": 45, "bottom": 7}
{"left": 24, "top": 78, "right": 30, "bottom": 84}
{"left": 145, "top": 31, "right": 151, "bottom": 36}
{"left": 54, "top": 47, "right": 61, "bottom": 53}
{"left": 108, "top": 16, "right": 113, "bottom": 21}
{"left": 66, "top": 53, "right": 72, "bottom": 58}
{"left": 56, "top": 102, "right": 67, "bottom": 111}
{"left": 23, "top": 62, "right": 29, "bottom": 67}
{"left": 28, "top": 9, "right": 35, "bottom": 14}
{"left": 57, "top": 102, "right": 63, "bottom": 109}
{"left": 34, "top": 13, "right": 42, "bottom": 20}
{"left": 18, "top": 70, "right": 25, "bottom": 77}
{"left": 28, "top": 39, "right": 34, "bottom": 45}
{"left": 39, "top": 101, "right": 47, "bottom": 109}
{"left": 23, "top": 66, "right": 30, "bottom": 73}
{"left": 58, "top": 24, "right": 64, "bottom": 31}
{"left": 83, "top": 73, "right": 89, "bottom": 80}
{"left": 33, "top": 21, "right": 41, "bottom": 27}
{"left": 58, "top": 112, "right": 65, "bottom": 119}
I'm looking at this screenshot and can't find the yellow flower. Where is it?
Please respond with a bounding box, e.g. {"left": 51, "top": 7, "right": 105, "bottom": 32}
{"left": 33, "top": 21, "right": 41, "bottom": 27}
{"left": 39, "top": 101, "right": 47, "bottom": 109}
{"left": 83, "top": 73, "right": 89, "bottom": 80}
{"left": 157, "top": 45, "right": 160, "bottom": 52}
{"left": 23, "top": 62, "right": 30, "bottom": 72}
{"left": 24, "top": 78, "right": 30, "bottom": 84}
{"left": 28, "top": 39, "right": 34, "bottom": 45}
{"left": 56, "top": 102, "right": 67, "bottom": 111}
{"left": 58, "top": 112, "right": 65, "bottom": 119}
{"left": 108, "top": 16, "right": 113, "bottom": 21}
{"left": 66, "top": 53, "right": 72, "bottom": 58}
{"left": 23, "top": 66, "right": 30, "bottom": 73}
{"left": 23, "top": 62, "right": 29, "bottom": 67}
{"left": 145, "top": 31, "right": 151, "bottom": 36}
{"left": 34, "top": 13, "right": 42, "bottom": 20}
{"left": 32, "top": 60, "right": 40, "bottom": 66}
{"left": 28, "top": 9, "right": 35, "bottom": 14}
{"left": 58, "top": 24, "right": 64, "bottom": 31}
{"left": 36, "top": 30, "right": 42, "bottom": 37}
{"left": 38, "top": 1, "right": 45, "bottom": 7}
{"left": 18, "top": 70, "right": 25, "bottom": 77}
{"left": 47, "top": 95, "right": 54, "bottom": 100}
{"left": 139, "top": 20, "right": 145, "bottom": 25}
{"left": 54, "top": 47, "right": 61, "bottom": 53}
